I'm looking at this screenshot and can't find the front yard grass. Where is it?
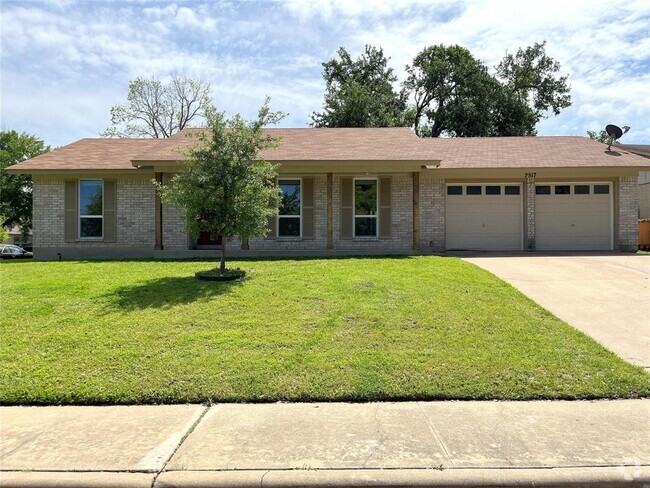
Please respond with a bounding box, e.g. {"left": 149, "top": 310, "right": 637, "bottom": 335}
{"left": 1, "top": 256, "right": 648, "bottom": 405}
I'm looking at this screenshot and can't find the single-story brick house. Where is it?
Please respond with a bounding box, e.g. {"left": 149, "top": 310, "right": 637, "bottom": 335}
{"left": 8, "top": 128, "right": 650, "bottom": 260}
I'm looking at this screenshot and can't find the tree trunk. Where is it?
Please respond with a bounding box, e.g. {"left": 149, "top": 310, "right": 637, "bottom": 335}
{"left": 220, "top": 239, "right": 226, "bottom": 275}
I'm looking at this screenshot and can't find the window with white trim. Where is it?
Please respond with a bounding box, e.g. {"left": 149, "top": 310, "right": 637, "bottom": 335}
{"left": 278, "top": 179, "right": 301, "bottom": 237}
{"left": 79, "top": 180, "right": 103, "bottom": 239}
{"left": 354, "top": 178, "right": 377, "bottom": 237}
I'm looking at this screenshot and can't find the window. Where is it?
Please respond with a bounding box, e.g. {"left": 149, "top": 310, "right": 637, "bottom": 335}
{"left": 536, "top": 185, "right": 551, "bottom": 195}
{"left": 466, "top": 186, "right": 482, "bottom": 195}
{"left": 555, "top": 185, "right": 571, "bottom": 195}
{"left": 574, "top": 185, "right": 590, "bottom": 195}
{"left": 486, "top": 185, "right": 501, "bottom": 195}
{"left": 278, "top": 179, "right": 301, "bottom": 237}
{"left": 447, "top": 185, "right": 462, "bottom": 195}
{"left": 505, "top": 185, "right": 520, "bottom": 195}
{"left": 79, "top": 180, "right": 103, "bottom": 238}
{"left": 594, "top": 184, "right": 610, "bottom": 195}
{"left": 354, "top": 179, "right": 377, "bottom": 237}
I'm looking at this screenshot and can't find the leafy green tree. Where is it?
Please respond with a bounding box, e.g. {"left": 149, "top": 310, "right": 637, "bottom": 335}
{"left": 311, "top": 45, "right": 408, "bottom": 128}
{"left": 404, "top": 44, "right": 498, "bottom": 137}
{"left": 102, "top": 75, "right": 212, "bottom": 138}
{"left": 404, "top": 41, "right": 571, "bottom": 137}
{"left": 0, "top": 219, "right": 8, "bottom": 243}
{"left": 587, "top": 129, "right": 614, "bottom": 144}
{"left": 495, "top": 41, "right": 571, "bottom": 134}
{"left": 0, "top": 131, "right": 50, "bottom": 235}
{"left": 155, "top": 99, "right": 285, "bottom": 274}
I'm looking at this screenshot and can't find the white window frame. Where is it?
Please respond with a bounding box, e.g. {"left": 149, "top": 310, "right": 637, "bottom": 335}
{"left": 277, "top": 177, "right": 302, "bottom": 239}
{"left": 353, "top": 177, "right": 379, "bottom": 238}
{"left": 78, "top": 179, "right": 104, "bottom": 240}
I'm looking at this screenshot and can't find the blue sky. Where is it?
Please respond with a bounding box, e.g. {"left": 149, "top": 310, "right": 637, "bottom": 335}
{"left": 2, "top": 0, "right": 649, "bottom": 147}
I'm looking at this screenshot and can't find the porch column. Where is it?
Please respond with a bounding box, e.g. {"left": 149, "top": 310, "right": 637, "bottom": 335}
{"left": 154, "top": 172, "right": 163, "bottom": 250}
{"left": 525, "top": 173, "right": 536, "bottom": 251}
{"left": 412, "top": 171, "right": 420, "bottom": 251}
{"left": 326, "top": 172, "right": 334, "bottom": 250}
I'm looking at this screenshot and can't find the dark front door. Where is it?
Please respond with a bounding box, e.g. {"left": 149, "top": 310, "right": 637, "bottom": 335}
{"left": 198, "top": 232, "right": 222, "bottom": 246}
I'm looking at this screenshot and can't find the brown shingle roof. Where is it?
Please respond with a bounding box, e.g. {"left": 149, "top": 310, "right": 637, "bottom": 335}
{"left": 133, "top": 127, "right": 440, "bottom": 162}
{"left": 425, "top": 136, "right": 650, "bottom": 168}
{"left": 7, "top": 138, "right": 161, "bottom": 172}
{"left": 7, "top": 130, "right": 650, "bottom": 173}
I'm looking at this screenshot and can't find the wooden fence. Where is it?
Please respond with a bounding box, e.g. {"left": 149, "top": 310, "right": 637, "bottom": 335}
{"left": 640, "top": 220, "right": 650, "bottom": 249}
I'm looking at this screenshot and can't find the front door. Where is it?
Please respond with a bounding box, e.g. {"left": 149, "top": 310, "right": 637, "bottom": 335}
{"left": 197, "top": 232, "right": 222, "bottom": 247}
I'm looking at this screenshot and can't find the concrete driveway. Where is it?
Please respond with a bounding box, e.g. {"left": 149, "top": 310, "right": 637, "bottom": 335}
{"left": 463, "top": 254, "right": 650, "bottom": 369}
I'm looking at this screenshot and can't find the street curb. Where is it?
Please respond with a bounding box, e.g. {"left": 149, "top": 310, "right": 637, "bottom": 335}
{"left": 2, "top": 467, "right": 648, "bottom": 488}
{"left": 0, "top": 471, "right": 154, "bottom": 488}
{"left": 156, "top": 466, "right": 650, "bottom": 487}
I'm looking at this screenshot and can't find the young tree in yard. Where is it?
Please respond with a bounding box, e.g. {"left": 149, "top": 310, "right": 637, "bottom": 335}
{"left": 154, "top": 99, "right": 285, "bottom": 275}
{"left": 102, "top": 75, "right": 212, "bottom": 138}
{"left": 311, "top": 45, "right": 408, "bottom": 128}
{"left": 0, "top": 131, "right": 50, "bottom": 236}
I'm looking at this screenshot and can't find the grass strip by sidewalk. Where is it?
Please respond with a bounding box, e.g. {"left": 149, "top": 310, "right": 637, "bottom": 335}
{"left": 1, "top": 256, "right": 648, "bottom": 405}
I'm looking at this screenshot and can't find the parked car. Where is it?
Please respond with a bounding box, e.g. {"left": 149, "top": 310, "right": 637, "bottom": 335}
{"left": 0, "top": 244, "right": 33, "bottom": 259}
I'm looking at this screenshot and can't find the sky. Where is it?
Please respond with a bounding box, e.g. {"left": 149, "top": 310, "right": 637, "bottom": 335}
{"left": 1, "top": 0, "right": 649, "bottom": 148}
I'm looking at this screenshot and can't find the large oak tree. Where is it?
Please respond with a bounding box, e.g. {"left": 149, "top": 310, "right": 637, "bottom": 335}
{"left": 405, "top": 41, "right": 571, "bottom": 137}
{"left": 311, "top": 45, "right": 408, "bottom": 128}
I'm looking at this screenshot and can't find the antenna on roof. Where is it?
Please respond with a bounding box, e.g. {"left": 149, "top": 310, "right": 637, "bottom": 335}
{"left": 605, "top": 124, "right": 630, "bottom": 151}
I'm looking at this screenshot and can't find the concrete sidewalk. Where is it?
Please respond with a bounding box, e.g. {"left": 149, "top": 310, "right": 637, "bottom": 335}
{"left": 1, "top": 400, "right": 649, "bottom": 487}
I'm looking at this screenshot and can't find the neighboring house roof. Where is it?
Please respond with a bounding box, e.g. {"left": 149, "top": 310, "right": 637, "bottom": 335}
{"left": 6, "top": 129, "right": 650, "bottom": 173}
{"left": 617, "top": 144, "right": 650, "bottom": 159}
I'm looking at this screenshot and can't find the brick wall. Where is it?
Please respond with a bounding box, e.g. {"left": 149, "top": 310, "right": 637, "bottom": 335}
{"left": 419, "top": 176, "right": 444, "bottom": 251}
{"left": 524, "top": 175, "right": 535, "bottom": 251}
{"left": 161, "top": 173, "right": 189, "bottom": 250}
{"left": 618, "top": 176, "right": 639, "bottom": 251}
{"left": 33, "top": 176, "right": 155, "bottom": 256}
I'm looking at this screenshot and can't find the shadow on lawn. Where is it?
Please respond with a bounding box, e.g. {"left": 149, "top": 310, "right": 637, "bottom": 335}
{"left": 106, "top": 275, "right": 243, "bottom": 310}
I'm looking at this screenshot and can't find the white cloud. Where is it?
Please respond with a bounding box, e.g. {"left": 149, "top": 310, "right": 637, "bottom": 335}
{"left": 1, "top": 0, "right": 649, "bottom": 145}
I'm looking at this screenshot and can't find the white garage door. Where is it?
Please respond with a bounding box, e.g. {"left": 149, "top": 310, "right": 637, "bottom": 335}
{"left": 536, "top": 183, "right": 612, "bottom": 251}
{"left": 446, "top": 184, "right": 523, "bottom": 251}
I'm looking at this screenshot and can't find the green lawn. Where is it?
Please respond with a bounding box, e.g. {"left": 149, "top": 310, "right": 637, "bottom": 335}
{"left": 1, "top": 256, "right": 648, "bottom": 405}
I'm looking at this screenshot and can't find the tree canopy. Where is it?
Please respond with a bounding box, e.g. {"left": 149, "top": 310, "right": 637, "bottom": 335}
{"left": 154, "top": 99, "right": 285, "bottom": 274}
{"left": 587, "top": 129, "right": 615, "bottom": 144}
{"left": 311, "top": 45, "right": 408, "bottom": 128}
{"left": 405, "top": 41, "right": 571, "bottom": 137}
{"left": 0, "top": 130, "right": 50, "bottom": 235}
{"left": 312, "top": 41, "right": 571, "bottom": 136}
{"left": 102, "top": 75, "right": 212, "bottom": 138}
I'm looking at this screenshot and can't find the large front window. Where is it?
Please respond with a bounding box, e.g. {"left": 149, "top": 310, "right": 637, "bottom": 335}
{"left": 278, "top": 179, "right": 301, "bottom": 237}
{"left": 79, "top": 180, "right": 103, "bottom": 238}
{"left": 354, "top": 178, "right": 377, "bottom": 237}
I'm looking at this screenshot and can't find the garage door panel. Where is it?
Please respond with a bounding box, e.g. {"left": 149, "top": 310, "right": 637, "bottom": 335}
{"left": 536, "top": 183, "right": 612, "bottom": 251}
{"left": 445, "top": 186, "right": 523, "bottom": 251}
